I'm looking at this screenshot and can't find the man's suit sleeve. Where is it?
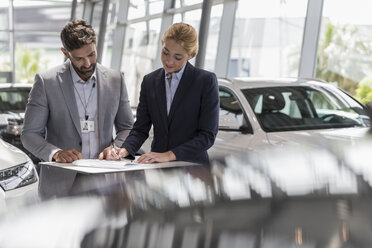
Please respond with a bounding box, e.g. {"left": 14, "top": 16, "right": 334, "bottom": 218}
{"left": 113, "top": 72, "right": 134, "bottom": 147}
{"left": 21, "top": 73, "right": 60, "bottom": 162}
{"left": 171, "top": 73, "right": 219, "bottom": 161}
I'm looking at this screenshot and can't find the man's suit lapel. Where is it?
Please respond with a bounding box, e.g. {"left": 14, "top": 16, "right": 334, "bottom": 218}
{"left": 96, "top": 64, "right": 107, "bottom": 149}
{"left": 167, "top": 62, "right": 195, "bottom": 124}
{"left": 57, "top": 61, "right": 81, "bottom": 139}
{"left": 155, "top": 70, "right": 168, "bottom": 133}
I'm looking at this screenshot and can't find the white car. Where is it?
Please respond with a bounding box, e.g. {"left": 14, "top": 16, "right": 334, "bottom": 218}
{"left": 0, "top": 138, "right": 39, "bottom": 212}
{"left": 209, "top": 78, "right": 371, "bottom": 158}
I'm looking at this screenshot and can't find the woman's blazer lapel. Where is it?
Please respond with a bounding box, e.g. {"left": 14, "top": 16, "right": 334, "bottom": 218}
{"left": 167, "top": 62, "right": 195, "bottom": 124}
{"left": 154, "top": 69, "right": 168, "bottom": 133}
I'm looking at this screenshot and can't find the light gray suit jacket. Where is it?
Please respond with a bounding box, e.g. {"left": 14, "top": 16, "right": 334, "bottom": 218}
{"left": 21, "top": 60, "right": 133, "bottom": 198}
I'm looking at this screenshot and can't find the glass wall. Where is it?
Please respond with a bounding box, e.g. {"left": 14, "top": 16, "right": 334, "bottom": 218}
{"left": 229, "top": 0, "right": 308, "bottom": 78}
{"left": 174, "top": 9, "right": 201, "bottom": 66}
{"left": 0, "top": 1, "right": 10, "bottom": 82}
{"left": 128, "top": 0, "right": 164, "bottom": 19}
{"left": 120, "top": 19, "right": 161, "bottom": 105}
{"left": 204, "top": 4, "right": 222, "bottom": 72}
{"left": 317, "top": 0, "right": 372, "bottom": 104}
{"left": 2, "top": 0, "right": 371, "bottom": 104}
{"left": 12, "top": 0, "right": 83, "bottom": 83}
{"left": 175, "top": 0, "right": 203, "bottom": 8}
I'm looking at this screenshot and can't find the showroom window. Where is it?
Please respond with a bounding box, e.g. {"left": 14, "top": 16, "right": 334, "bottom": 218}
{"left": 175, "top": 0, "right": 203, "bottom": 8}
{"left": 0, "top": 1, "right": 11, "bottom": 82}
{"left": 317, "top": 0, "right": 372, "bottom": 104}
{"left": 9, "top": 0, "right": 83, "bottom": 83}
{"left": 120, "top": 19, "right": 162, "bottom": 105}
{"left": 128, "top": 0, "right": 164, "bottom": 20}
{"left": 204, "top": 4, "right": 223, "bottom": 72}
{"left": 229, "top": 0, "right": 308, "bottom": 78}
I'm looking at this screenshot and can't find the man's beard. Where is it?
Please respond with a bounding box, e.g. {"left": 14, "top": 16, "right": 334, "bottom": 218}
{"left": 71, "top": 61, "right": 96, "bottom": 80}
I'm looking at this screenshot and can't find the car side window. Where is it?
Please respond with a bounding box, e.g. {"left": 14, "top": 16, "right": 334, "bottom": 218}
{"left": 0, "top": 90, "right": 29, "bottom": 112}
{"left": 282, "top": 92, "right": 301, "bottom": 118}
{"left": 219, "top": 87, "right": 245, "bottom": 127}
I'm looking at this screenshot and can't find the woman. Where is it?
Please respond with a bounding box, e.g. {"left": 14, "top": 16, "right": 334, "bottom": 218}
{"left": 99, "top": 22, "right": 219, "bottom": 164}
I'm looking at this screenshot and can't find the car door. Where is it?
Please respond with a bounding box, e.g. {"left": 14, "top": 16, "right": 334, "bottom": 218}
{"left": 208, "top": 86, "right": 261, "bottom": 159}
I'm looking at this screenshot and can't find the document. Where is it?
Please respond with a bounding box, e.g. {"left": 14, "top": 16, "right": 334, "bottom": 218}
{"left": 40, "top": 159, "right": 201, "bottom": 174}
{"left": 72, "top": 159, "right": 137, "bottom": 169}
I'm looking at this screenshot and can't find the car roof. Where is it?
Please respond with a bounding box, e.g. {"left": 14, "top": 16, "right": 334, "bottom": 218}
{"left": 0, "top": 83, "right": 32, "bottom": 89}
{"left": 218, "top": 77, "right": 331, "bottom": 90}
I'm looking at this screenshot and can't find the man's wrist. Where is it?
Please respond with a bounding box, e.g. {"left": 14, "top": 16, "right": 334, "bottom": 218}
{"left": 50, "top": 149, "right": 62, "bottom": 162}
{"left": 52, "top": 151, "right": 60, "bottom": 161}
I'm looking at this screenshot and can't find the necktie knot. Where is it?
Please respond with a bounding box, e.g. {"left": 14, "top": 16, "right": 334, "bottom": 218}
{"left": 167, "top": 73, "right": 172, "bottom": 87}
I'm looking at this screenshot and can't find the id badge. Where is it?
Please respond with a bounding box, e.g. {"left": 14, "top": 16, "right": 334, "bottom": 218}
{"left": 80, "top": 120, "right": 95, "bottom": 133}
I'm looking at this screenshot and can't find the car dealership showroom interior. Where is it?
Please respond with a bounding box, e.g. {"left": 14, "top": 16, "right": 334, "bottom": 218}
{"left": 1, "top": 0, "right": 372, "bottom": 247}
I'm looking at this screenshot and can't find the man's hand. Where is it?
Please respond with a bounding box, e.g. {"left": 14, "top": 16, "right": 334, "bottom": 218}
{"left": 137, "top": 151, "right": 176, "bottom": 164}
{"left": 98, "top": 147, "right": 129, "bottom": 160}
{"left": 53, "top": 149, "right": 82, "bottom": 163}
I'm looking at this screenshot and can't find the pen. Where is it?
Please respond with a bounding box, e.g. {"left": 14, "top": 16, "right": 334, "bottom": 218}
{"left": 111, "top": 140, "right": 119, "bottom": 157}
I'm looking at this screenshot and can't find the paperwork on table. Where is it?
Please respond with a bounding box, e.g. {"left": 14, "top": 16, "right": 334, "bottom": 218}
{"left": 72, "top": 159, "right": 137, "bottom": 169}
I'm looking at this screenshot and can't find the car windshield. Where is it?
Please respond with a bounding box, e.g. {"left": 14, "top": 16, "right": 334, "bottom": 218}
{"left": 0, "top": 88, "right": 29, "bottom": 113}
{"left": 242, "top": 85, "right": 370, "bottom": 132}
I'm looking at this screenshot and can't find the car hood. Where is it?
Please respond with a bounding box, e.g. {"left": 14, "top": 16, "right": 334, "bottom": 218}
{"left": 0, "top": 112, "right": 24, "bottom": 121}
{"left": 0, "top": 139, "right": 29, "bottom": 170}
{"left": 266, "top": 127, "right": 370, "bottom": 146}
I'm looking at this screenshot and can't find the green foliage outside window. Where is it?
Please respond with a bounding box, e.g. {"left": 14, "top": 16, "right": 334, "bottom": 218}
{"left": 316, "top": 22, "right": 372, "bottom": 104}
{"left": 16, "top": 47, "right": 49, "bottom": 83}
{"left": 355, "top": 77, "right": 372, "bottom": 104}
{"left": 0, "top": 47, "right": 49, "bottom": 84}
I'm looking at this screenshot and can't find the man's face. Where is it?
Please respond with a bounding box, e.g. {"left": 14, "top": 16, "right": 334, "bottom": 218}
{"left": 62, "top": 43, "right": 97, "bottom": 81}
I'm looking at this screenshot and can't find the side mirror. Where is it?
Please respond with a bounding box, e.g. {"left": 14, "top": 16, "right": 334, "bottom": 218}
{"left": 219, "top": 115, "right": 241, "bottom": 131}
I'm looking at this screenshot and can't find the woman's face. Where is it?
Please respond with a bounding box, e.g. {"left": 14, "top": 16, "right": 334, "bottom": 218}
{"left": 161, "top": 38, "right": 191, "bottom": 74}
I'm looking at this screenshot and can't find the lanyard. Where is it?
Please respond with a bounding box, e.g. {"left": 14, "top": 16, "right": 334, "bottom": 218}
{"left": 73, "top": 81, "right": 96, "bottom": 120}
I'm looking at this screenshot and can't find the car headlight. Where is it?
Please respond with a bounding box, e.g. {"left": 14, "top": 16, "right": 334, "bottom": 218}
{"left": 5, "top": 125, "right": 22, "bottom": 136}
{"left": 0, "top": 159, "right": 38, "bottom": 191}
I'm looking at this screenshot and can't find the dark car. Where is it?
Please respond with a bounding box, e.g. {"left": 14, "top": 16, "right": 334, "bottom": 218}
{"left": 0, "top": 83, "right": 36, "bottom": 160}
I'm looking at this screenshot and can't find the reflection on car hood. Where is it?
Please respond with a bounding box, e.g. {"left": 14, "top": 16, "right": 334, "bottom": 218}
{"left": 266, "top": 127, "right": 370, "bottom": 146}
{"left": 0, "top": 111, "right": 24, "bottom": 121}
{"left": 0, "top": 139, "right": 28, "bottom": 170}
{"left": 1, "top": 138, "right": 372, "bottom": 247}
{"left": 0, "top": 196, "right": 126, "bottom": 248}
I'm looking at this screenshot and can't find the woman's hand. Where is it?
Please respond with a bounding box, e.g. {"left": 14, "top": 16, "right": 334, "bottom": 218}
{"left": 98, "top": 147, "right": 129, "bottom": 160}
{"left": 137, "top": 151, "right": 176, "bottom": 164}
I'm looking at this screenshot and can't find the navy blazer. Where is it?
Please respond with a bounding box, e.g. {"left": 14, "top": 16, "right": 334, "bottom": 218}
{"left": 122, "top": 62, "right": 219, "bottom": 164}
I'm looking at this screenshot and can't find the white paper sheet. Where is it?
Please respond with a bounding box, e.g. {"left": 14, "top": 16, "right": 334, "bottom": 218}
{"left": 72, "top": 159, "right": 137, "bottom": 169}
{"left": 40, "top": 160, "right": 200, "bottom": 174}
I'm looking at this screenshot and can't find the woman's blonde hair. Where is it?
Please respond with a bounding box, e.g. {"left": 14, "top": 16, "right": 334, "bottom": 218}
{"left": 161, "top": 23, "right": 198, "bottom": 58}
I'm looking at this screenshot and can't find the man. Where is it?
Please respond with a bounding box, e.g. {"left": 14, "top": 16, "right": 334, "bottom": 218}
{"left": 21, "top": 19, "right": 133, "bottom": 197}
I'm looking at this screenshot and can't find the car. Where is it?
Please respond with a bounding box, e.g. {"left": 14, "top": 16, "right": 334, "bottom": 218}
{"left": 0, "top": 83, "right": 34, "bottom": 159}
{"left": 0, "top": 138, "right": 39, "bottom": 213}
{"left": 209, "top": 78, "right": 371, "bottom": 158}
{"left": 1, "top": 138, "right": 372, "bottom": 247}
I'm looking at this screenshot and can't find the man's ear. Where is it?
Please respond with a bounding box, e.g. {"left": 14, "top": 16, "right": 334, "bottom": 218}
{"left": 61, "top": 47, "right": 69, "bottom": 59}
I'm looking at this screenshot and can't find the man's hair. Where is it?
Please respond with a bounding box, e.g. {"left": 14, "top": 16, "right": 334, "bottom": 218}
{"left": 60, "top": 19, "right": 96, "bottom": 51}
